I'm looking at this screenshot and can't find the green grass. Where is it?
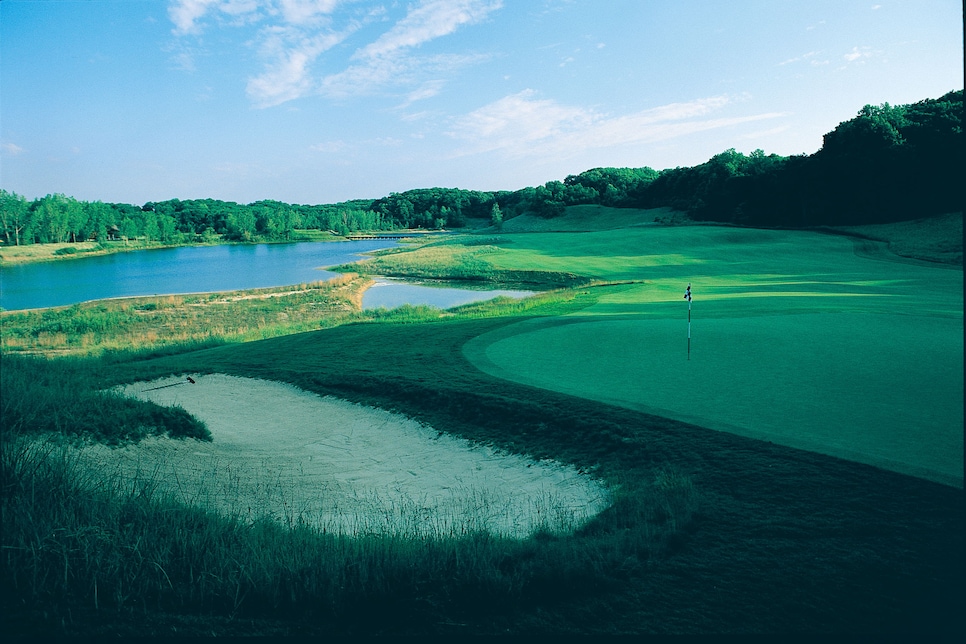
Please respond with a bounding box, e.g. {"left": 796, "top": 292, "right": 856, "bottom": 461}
{"left": 2, "top": 213, "right": 963, "bottom": 635}
{"left": 335, "top": 237, "right": 591, "bottom": 288}
{"left": 382, "top": 223, "right": 962, "bottom": 486}
{"left": 28, "top": 305, "right": 959, "bottom": 635}
{"left": 0, "top": 353, "right": 209, "bottom": 443}
{"left": 831, "top": 212, "right": 963, "bottom": 266}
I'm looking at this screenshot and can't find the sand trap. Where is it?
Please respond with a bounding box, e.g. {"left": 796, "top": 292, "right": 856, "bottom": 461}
{"left": 75, "top": 374, "right": 609, "bottom": 539}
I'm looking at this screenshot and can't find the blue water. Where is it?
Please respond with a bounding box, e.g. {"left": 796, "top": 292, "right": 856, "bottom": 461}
{"left": 0, "top": 240, "right": 396, "bottom": 311}
{"left": 0, "top": 241, "right": 535, "bottom": 312}
{"left": 362, "top": 279, "right": 533, "bottom": 311}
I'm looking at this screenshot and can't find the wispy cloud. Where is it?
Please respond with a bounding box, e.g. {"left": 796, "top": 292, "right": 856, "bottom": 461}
{"left": 169, "top": 0, "right": 263, "bottom": 35}
{"left": 169, "top": 0, "right": 502, "bottom": 107}
{"left": 354, "top": 0, "right": 501, "bottom": 60}
{"left": 778, "top": 50, "right": 828, "bottom": 66}
{"left": 1, "top": 142, "right": 26, "bottom": 156}
{"left": 447, "top": 91, "right": 785, "bottom": 159}
{"left": 247, "top": 26, "right": 355, "bottom": 107}
{"left": 320, "top": 0, "right": 502, "bottom": 98}
{"left": 843, "top": 45, "right": 874, "bottom": 62}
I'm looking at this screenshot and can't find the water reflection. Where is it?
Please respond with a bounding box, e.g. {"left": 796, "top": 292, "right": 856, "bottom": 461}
{"left": 362, "top": 278, "right": 534, "bottom": 311}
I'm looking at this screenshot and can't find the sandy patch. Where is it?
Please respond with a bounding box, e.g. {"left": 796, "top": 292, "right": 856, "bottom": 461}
{"left": 75, "top": 374, "right": 609, "bottom": 539}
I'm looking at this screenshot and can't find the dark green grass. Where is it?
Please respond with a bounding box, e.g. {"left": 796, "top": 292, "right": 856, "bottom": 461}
{"left": 0, "top": 353, "right": 209, "bottom": 443}
{"left": 51, "top": 309, "right": 965, "bottom": 635}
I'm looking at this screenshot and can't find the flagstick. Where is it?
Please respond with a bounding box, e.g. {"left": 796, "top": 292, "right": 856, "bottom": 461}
{"left": 684, "top": 282, "right": 692, "bottom": 361}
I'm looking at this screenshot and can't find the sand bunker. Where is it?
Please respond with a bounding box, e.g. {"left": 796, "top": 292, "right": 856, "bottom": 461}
{"left": 75, "top": 374, "right": 609, "bottom": 539}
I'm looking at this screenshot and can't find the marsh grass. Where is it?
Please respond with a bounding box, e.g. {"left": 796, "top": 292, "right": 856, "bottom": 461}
{"left": 0, "top": 274, "right": 367, "bottom": 356}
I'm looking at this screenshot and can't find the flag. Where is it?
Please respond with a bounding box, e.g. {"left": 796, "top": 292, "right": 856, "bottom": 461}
{"left": 684, "top": 283, "right": 691, "bottom": 302}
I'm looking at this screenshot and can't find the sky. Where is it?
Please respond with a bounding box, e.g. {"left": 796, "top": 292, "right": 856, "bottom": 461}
{"left": 1, "top": 0, "right": 962, "bottom": 206}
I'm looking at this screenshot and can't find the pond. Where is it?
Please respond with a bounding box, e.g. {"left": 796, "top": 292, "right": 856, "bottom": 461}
{"left": 362, "top": 278, "right": 534, "bottom": 311}
{"left": 0, "top": 240, "right": 533, "bottom": 312}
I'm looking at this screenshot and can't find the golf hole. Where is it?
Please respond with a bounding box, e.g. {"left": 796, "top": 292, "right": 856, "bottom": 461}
{"left": 77, "top": 374, "right": 610, "bottom": 539}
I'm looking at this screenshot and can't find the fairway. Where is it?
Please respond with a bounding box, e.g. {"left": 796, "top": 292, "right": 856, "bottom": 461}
{"left": 464, "top": 226, "right": 964, "bottom": 488}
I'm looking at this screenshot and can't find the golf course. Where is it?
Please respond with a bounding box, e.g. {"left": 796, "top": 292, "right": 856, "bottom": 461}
{"left": 3, "top": 206, "right": 961, "bottom": 635}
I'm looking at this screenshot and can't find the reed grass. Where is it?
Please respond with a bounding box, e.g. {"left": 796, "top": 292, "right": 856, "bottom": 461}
{"left": 0, "top": 274, "right": 367, "bottom": 357}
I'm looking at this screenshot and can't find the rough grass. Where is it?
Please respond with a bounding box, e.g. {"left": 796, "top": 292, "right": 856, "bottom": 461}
{"left": 1, "top": 342, "right": 698, "bottom": 635}
{"left": 498, "top": 205, "right": 687, "bottom": 233}
{"left": 0, "top": 274, "right": 368, "bottom": 356}
{"left": 830, "top": 212, "right": 963, "bottom": 266}
{"left": 0, "top": 353, "right": 209, "bottom": 443}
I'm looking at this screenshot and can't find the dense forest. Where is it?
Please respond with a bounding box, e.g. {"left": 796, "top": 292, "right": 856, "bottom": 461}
{"left": 0, "top": 90, "right": 960, "bottom": 246}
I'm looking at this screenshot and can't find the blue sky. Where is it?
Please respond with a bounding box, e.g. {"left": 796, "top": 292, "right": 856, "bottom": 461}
{"left": 1, "top": 0, "right": 962, "bottom": 206}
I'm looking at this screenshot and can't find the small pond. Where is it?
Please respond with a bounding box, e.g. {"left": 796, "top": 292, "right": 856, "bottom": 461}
{"left": 362, "top": 278, "right": 534, "bottom": 311}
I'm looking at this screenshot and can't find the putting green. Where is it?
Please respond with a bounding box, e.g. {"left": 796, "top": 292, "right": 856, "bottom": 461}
{"left": 464, "top": 227, "right": 964, "bottom": 487}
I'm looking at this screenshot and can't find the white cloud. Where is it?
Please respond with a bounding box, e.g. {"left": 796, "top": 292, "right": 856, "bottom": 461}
{"left": 170, "top": 0, "right": 502, "bottom": 107}
{"left": 397, "top": 80, "right": 447, "bottom": 108}
{"left": 320, "top": 0, "right": 501, "bottom": 99}
{"left": 170, "top": 0, "right": 342, "bottom": 34}
{"left": 844, "top": 46, "right": 873, "bottom": 62}
{"left": 277, "top": 0, "right": 340, "bottom": 25}
{"left": 320, "top": 51, "right": 489, "bottom": 99}
{"left": 247, "top": 27, "right": 353, "bottom": 107}
{"left": 1, "top": 142, "right": 25, "bottom": 156}
{"left": 356, "top": 0, "right": 502, "bottom": 60}
{"left": 447, "top": 92, "right": 786, "bottom": 160}
{"left": 778, "top": 50, "right": 826, "bottom": 66}
{"left": 169, "top": 0, "right": 221, "bottom": 34}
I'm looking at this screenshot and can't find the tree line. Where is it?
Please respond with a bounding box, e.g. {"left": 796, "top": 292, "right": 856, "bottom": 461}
{"left": 1, "top": 90, "right": 960, "bottom": 246}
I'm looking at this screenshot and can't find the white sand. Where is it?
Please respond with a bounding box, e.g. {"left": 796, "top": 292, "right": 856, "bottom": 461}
{"left": 75, "top": 374, "right": 609, "bottom": 539}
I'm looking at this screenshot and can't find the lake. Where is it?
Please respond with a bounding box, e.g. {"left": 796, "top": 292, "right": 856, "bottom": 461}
{"left": 0, "top": 241, "right": 532, "bottom": 312}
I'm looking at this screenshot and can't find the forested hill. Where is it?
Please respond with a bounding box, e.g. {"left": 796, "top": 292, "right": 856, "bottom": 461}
{"left": 0, "top": 90, "right": 960, "bottom": 246}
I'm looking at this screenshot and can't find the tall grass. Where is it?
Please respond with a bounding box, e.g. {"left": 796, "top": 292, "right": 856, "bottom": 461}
{"left": 0, "top": 354, "right": 208, "bottom": 443}
{"left": 0, "top": 275, "right": 366, "bottom": 357}
{"left": 2, "top": 434, "right": 696, "bottom": 631}
{"left": 1, "top": 352, "right": 698, "bottom": 633}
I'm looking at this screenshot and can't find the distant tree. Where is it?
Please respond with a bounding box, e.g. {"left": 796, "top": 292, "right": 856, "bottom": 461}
{"left": 490, "top": 203, "right": 503, "bottom": 230}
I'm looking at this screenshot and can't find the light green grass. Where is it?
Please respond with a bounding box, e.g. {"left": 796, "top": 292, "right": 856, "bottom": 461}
{"left": 460, "top": 225, "right": 964, "bottom": 487}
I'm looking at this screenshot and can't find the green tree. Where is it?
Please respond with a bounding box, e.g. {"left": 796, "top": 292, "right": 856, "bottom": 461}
{"left": 490, "top": 203, "right": 503, "bottom": 230}
{"left": 0, "top": 189, "right": 30, "bottom": 245}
